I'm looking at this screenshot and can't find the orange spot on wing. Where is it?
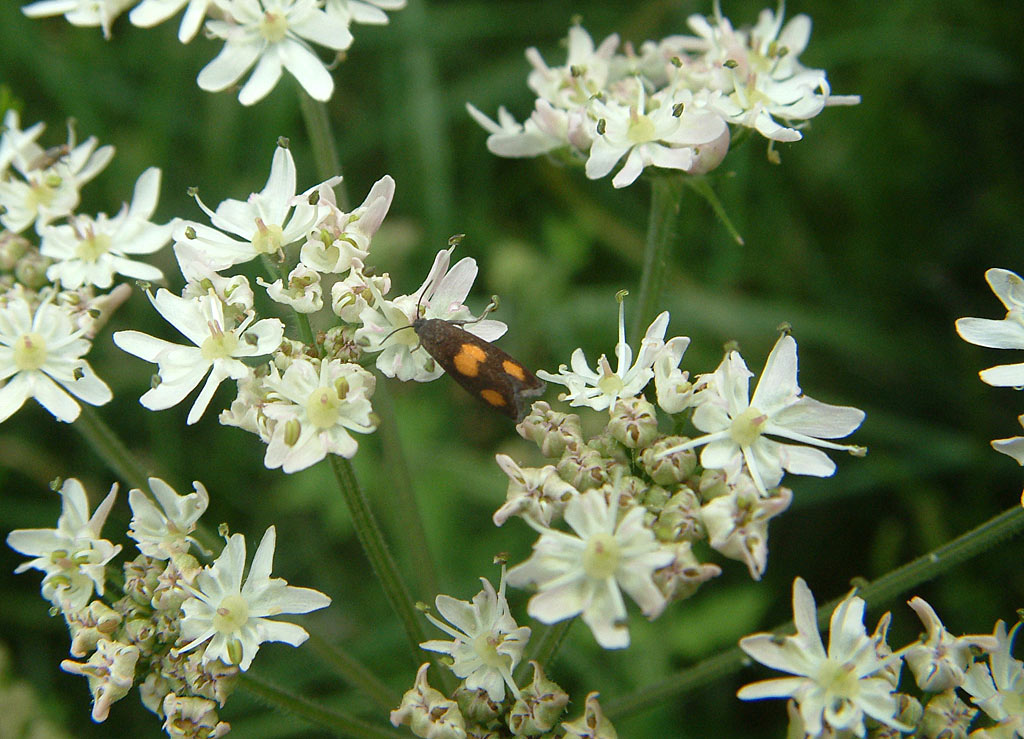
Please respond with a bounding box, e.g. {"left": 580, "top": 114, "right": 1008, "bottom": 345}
{"left": 453, "top": 344, "right": 487, "bottom": 377}
{"left": 502, "top": 360, "right": 527, "bottom": 381}
{"left": 480, "top": 388, "right": 507, "bottom": 407}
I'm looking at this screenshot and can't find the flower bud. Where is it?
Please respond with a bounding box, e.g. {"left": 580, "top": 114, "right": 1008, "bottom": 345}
{"left": 608, "top": 396, "right": 659, "bottom": 449}
{"left": 507, "top": 661, "right": 569, "bottom": 736}
{"left": 641, "top": 436, "right": 697, "bottom": 485}
{"left": 516, "top": 401, "right": 583, "bottom": 458}
{"left": 454, "top": 686, "right": 502, "bottom": 726}
{"left": 561, "top": 692, "right": 617, "bottom": 738}
{"left": 391, "top": 663, "right": 467, "bottom": 739}
{"left": 652, "top": 487, "right": 703, "bottom": 542}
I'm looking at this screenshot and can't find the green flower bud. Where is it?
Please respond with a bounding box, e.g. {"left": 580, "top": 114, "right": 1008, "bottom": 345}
{"left": 640, "top": 436, "right": 697, "bottom": 485}
{"left": 516, "top": 401, "right": 584, "bottom": 458}
{"left": 607, "top": 396, "right": 659, "bottom": 449}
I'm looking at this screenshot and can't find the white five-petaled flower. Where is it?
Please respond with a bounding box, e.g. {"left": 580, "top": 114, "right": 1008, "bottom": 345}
{"left": 658, "top": 334, "right": 865, "bottom": 494}
{"left": 174, "top": 145, "right": 335, "bottom": 271}
{"left": 355, "top": 245, "right": 506, "bottom": 382}
{"left": 197, "top": 0, "right": 353, "bottom": 106}
{"left": 956, "top": 268, "right": 1024, "bottom": 387}
{"left": 127, "top": 477, "right": 210, "bottom": 560}
{"left": 962, "top": 620, "right": 1024, "bottom": 734}
{"left": 537, "top": 300, "right": 678, "bottom": 412}
{"left": 178, "top": 526, "right": 331, "bottom": 671}
{"left": 40, "top": 167, "right": 174, "bottom": 289}
{"left": 506, "top": 487, "right": 674, "bottom": 649}
{"left": 0, "top": 292, "right": 113, "bottom": 423}
{"left": 261, "top": 357, "right": 377, "bottom": 473}
{"left": 6, "top": 478, "right": 121, "bottom": 611}
{"left": 113, "top": 290, "right": 284, "bottom": 424}
{"left": 901, "top": 596, "right": 1000, "bottom": 693}
{"left": 737, "top": 577, "right": 909, "bottom": 738}
{"left": 420, "top": 572, "right": 531, "bottom": 703}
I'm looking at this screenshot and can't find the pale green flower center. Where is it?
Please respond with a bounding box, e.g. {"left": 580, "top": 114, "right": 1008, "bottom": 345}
{"left": 582, "top": 531, "right": 621, "bottom": 580}
{"left": 627, "top": 111, "right": 656, "bottom": 144}
{"left": 597, "top": 373, "right": 624, "bottom": 396}
{"left": 252, "top": 222, "right": 284, "bottom": 254}
{"left": 200, "top": 328, "right": 239, "bottom": 361}
{"left": 473, "top": 633, "right": 510, "bottom": 669}
{"left": 28, "top": 181, "right": 56, "bottom": 210}
{"left": 305, "top": 387, "right": 341, "bottom": 429}
{"left": 213, "top": 594, "right": 250, "bottom": 634}
{"left": 259, "top": 11, "right": 289, "bottom": 43}
{"left": 13, "top": 332, "right": 48, "bottom": 370}
{"left": 730, "top": 406, "right": 767, "bottom": 447}
{"left": 75, "top": 232, "right": 111, "bottom": 263}
{"left": 814, "top": 658, "right": 859, "bottom": 704}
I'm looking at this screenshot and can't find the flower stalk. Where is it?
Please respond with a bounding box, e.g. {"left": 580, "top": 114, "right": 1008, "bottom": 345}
{"left": 629, "top": 175, "right": 684, "bottom": 346}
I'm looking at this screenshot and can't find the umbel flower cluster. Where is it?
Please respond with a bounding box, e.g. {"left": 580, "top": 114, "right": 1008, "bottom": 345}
{"left": 737, "top": 577, "right": 1024, "bottom": 738}
{"left": 469, "top": 1, "right": 860, "bottom": 188}
{"left": 5, "top": 476, "right": 331, "bottom": 735}
{"left": 21, "top": 0, "right": 406, "bottom": 105}
{"left": 481, "top": 295, "right": 866, "bottom": 650}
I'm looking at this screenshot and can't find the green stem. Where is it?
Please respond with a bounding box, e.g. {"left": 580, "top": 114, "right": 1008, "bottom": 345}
{"left": 516, "top": 618, "right": 574, "bottom": 684}
{"left": 605, "top": 504, "right": 1024, "bottom": 720}
{"left": 628, "top": 175, "right": 685, "bottom": 346}
{"left": 238, "top": 672, "right": 404, "bottom": 738}
{"left": 327, "top": 455, "right": 426, "bottom": 658}
{"left": 72, "top": 405, "right": 152, "bottom": 492}
{"left": 307, "top": 632, "right": 400, "bottom": 711}
{"left": 297, "top": 89, "right": 348, "bottom": 210}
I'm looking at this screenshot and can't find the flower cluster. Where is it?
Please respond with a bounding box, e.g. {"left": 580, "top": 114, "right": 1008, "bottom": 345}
{"left": 468, "top": 1, "right": 859, "bottom": 188}
{"left": 957, "top": 268, "right": 1024, "bottom": 468}
{"left": 0, "top": 110, "right": 172, "bottom": 425}
{"left": 114, "top": 140, "right": 504, "bottom": 473}
{"left": 495, "top": 297, "right": 864, "bottom": 648}
{"left": 6, "top": 476, "right": 331, "bottom": 734}
{"left": 21, "top": 0, "right": 406, "bottom": 105}
{"left": 738, "top": 577, "right": 1022, "bottom": 739}
{"left": 391, "top": 570, "right": 618, "bottom": 739}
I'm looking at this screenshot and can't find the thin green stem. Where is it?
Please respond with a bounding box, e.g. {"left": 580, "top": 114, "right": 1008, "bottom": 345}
{"left": 327, "top": 455, "right": 426, "bottom": 658}
{"left": 307, "top": 632, "right": 400, "bottom": 711}
{"left": 516, "top": 618, "right": 574, "bottom": 684}
{"left": 72, "top": 405, "right": 151, "bottom": 492}
{"left": 628, "top": 175, "right": 685, "bottom": 346}
{"left": 605, "top": 504, "right": 1024, "bottom": 720}
{"left": 238, "top": 672, "right": 405, "bottom": 738}
{"left": 297, "top": 89, "right": 348, "bottom": 210}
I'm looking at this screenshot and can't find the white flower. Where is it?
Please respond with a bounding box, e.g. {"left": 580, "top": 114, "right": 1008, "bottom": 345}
{"left": 261, "top": 358, "right": 377, "bottom": 473}
{"left": 586, "top": 86, "right": 729, "bottom": 188}
{"left": 700, "top": 481, "right": 792, "bottom": 580}
{"left": 129, "top": 0, "right": 215, "bottom": 42}
{"left": 60, "top": 638, "right": 140, "bottom": 722}
{"left": 963, "top": 621, "right": 1024, "bottom": 734}
{"left": 537, "top": 300, "right": 674, "bottom": 412}
{"left": 420, "top": 572, "right": 531, "bottom": 703}
{"left": 178, "top": 526, "right": 331, "bottom": 671}
{"left": 127, "top": 477, "right": 210, "bottom": 560}
{"left": 324, "top": 0, "right": 404, "bottom": 26}
{"left": 0, "top": 120, "right": 114, "bottom": 234}
{"left": 0, "top": 110, "right": 45, "bottom": 174}
{"left": 40, "top": 167, "right": 173, "bottom": 289}
{"left": 21, "top": 0, "right": 135, "bottom": 39}
{"left": 6, "top": 478, "right": 121, "bottom": 611}
{"left": 354, "top": 246, "right": 506, "bottom": 382}
{"left": 298, "top": 175, "right": 394, "bottom": 274}
{"left": 330, "top": 261, "right": 391, "bottom": 323}
{"left": 174, "top": 144, "right": 335, "bottom": 270}
{"left": 991, "top": 414, "right": 1024, "bottom": 466}
{"left": 0, "top": 293, "right": 113, "bottom": 423}
{"left": 113, "top": 290, "right": 284, "bottom": 424}
{"left": 653, "top": 335, "right": 694, "bottom": 413}
{"left": 506, "top": 487, "right": 674, "bottom": 649}
{"left": 257, "top": 263, "right": 323, "bottom": 313}
{"left": 198, "top": 0, "right": 353, "bottom": 106}
{"left": 737, "top": 577, "right": 909, "bottom": 738}
{"left": 492, "top": 454, "right": 578, "bottom": 527}
{"left": 956, "top": 268, "right": 1024, "bottom": 387}
{"left": 902, "top": 596, "right": 999, "bottom": 693}
{"left": 658, "top": 334, "right": 865, "bottom": 494}
{"left": 526, "top": 24, "right": 620, "bottom": 112}
{"left": 465, "top": 101, "right": 569, "bottom": 159}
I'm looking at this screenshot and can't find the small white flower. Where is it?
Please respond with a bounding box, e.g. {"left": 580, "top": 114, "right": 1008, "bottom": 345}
{"left": 526, "top": 24, "right": 620, "bottom": 112}
{"left": 198, "top": 0, "right": 353, "bottom": 106}
{"left": 658, "top": 334, "right": 865, "bottom": 493}
{"left": 178, "top": 526, "right": 331, "bottom": 671}
{"left": 330, "top": 261, "right": 391, "bottom": 323}
{"left": 737, "top": 577, "right": 909, "bottom": 737}
{"left": 902, "top": 596, "right": 1000, "bottom": 693}
{"left": 700, "top": 481, "right": 792, "bottom": 580}
{"left": 129, "top": 0, "right": 215, "bottom": 42}
{"left": 537, "top": 299, "right": 674, "bottom": 412}
{"left": 6, "top": 478, "right": 121, "bottom": 611}
{"left": 465, "top": 101, "right": 569, "bottom": 159}
{"left": 962, "top": 621, "right": 1024, "bottom": 734}
{"left": 257, "top": 263, "right": 323, "bottom": 313}
{"left": 355, "top": 245, "right": 506, "bottom": 382}
{"left": 420, "top": 572, "right": 531, "bottom": 703}
{"left": 324, "top": 0, "right": 405, "bottom": 26}
{"left": 60, "top": 638, "right": 140, "bottom": 722}
{"left": 492, "top": 454, "right": 578, "bottom": 527}
{"left": 0, "top": 292, "right": 113, "bottom": 423}
{"left": 261, "top": 358, "right": 377, "bottom": 473}
{"left": 956, "top": 268, "right": 1024, "bottom": 387}
{"left": 127, "top": 477, "right": 210, "bottom": 560}
{"left": 21, "top": 0, "right": 135, "bottom": 39}
{"left": 113, "top": 290, "right": 284, "bottom": 424}
{"left": 299, "top": 175, "right": 394, "bottom": 274}
{"left": 0, "top": 110, "right": 45, "bottom": 174}
{"left": 506, "top": 487, "right": 674, "bottom": 649}
{"left": 174, "top": 144, "right": 335, "bottom": 270}
{"left": 40, "top": 167, "right": 173, "bottom": 289}
{"left": 653, "top": 335, "right": 694, "bottom": 413}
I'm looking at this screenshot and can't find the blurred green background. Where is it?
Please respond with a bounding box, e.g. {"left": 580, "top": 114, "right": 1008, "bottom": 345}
{"left": 1, "top": 0, "right": 1023, "bottom": 736}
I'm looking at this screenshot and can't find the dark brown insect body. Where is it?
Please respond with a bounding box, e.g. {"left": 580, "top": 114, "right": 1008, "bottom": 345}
{"left": 412, "top": 317, "right": 546, "bottom": 421}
